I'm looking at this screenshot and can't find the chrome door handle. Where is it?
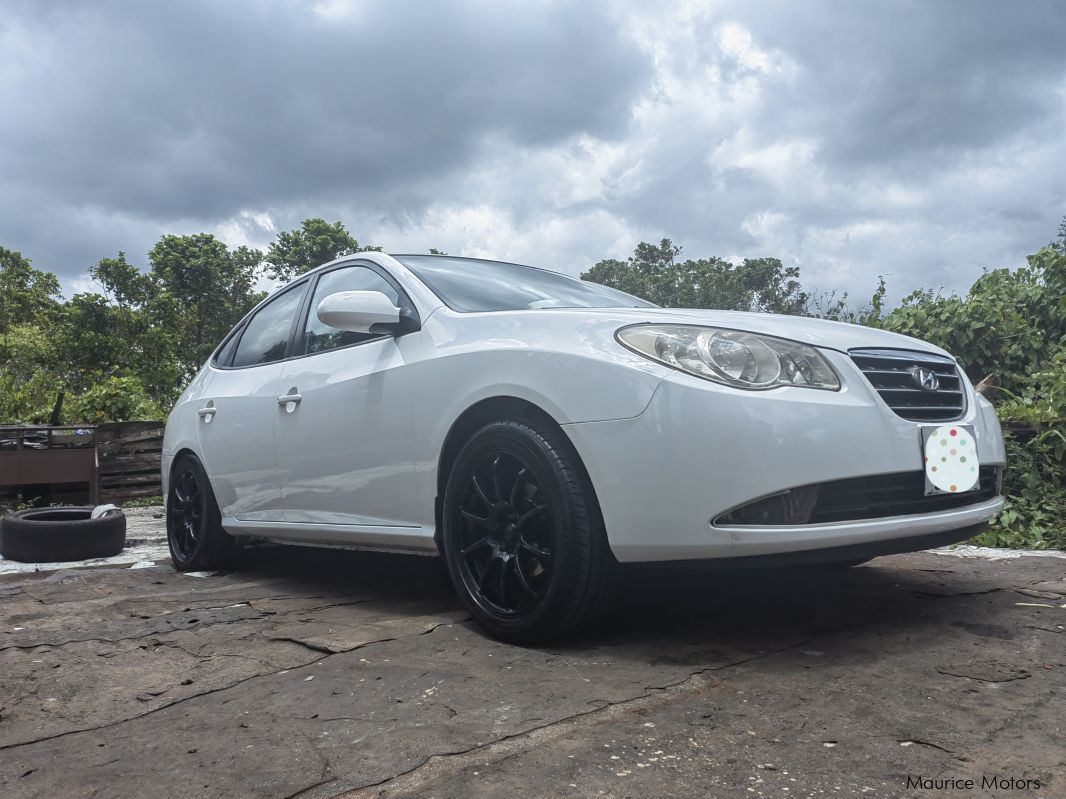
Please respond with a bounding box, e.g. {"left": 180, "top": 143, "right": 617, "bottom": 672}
{"left": 197, "top": 407, "right": 215, "bottom": 417}
{"left": 277, "top": 394, "right": 302, "bottom": 406}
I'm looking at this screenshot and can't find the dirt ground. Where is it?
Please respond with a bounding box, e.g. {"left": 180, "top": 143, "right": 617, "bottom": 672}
{"left": 1, "top": 510, "right": 1063, "bottom": 799}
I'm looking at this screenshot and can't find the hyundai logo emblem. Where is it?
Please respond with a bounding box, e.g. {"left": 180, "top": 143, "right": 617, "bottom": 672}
{"left": 912, "top": 367, "right": 940, "bottom": 391}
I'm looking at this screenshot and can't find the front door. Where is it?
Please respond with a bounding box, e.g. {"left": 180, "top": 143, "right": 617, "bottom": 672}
{"left": 274, "top": 263, "right": 421, "bottom": 535}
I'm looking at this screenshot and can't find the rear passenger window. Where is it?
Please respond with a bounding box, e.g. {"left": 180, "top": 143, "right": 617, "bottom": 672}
{"left": 302, "top": 266, "right": 401, "bottom": 354}
{"left": 231, "top": 284, "right": 307, "bottom": 367}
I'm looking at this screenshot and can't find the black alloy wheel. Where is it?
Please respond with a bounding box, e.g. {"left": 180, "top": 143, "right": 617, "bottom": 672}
{"left": 168, "top": 467, "right": 203, "bottom": 562}
{"left": 455, "top": 451, "right": 555, "bottom": 617}
{"left": 166, "top": 454, "right": 238, "bottom": 571}
{"left": 442, "top": 420, "right": 621, "bottom": 643}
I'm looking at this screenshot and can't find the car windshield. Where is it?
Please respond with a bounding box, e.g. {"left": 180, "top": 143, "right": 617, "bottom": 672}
{"left": 393, "top": 255, "right": 655, "bottom": 312}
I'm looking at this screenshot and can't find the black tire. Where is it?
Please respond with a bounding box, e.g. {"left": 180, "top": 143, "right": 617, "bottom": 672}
{"left": 441, "top": 419, "right": 621, "bottom": 644}
{"left": 0, "top": 506, "right": 126, "bottom": 562}
{"left": 167, "top": 454, "right": 239, "bottom": 571}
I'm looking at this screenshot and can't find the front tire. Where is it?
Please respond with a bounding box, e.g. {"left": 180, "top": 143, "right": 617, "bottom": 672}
{"left": 442, "top": 420, "right": 619, "bottom": 644}
{"left": 167, "top": 454, "right": 239, "bottom": 571}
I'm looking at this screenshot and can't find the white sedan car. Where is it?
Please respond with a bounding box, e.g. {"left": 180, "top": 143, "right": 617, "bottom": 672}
{"left": 163, "top": 252, "right": 1006, "bottom": 642}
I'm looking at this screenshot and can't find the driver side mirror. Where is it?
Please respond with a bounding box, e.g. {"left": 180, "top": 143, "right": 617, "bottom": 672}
{"left": 316, "top": 291, "right": 402, "bottom": 334}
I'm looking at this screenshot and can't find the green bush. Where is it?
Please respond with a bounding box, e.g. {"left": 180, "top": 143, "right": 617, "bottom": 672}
{"left": 65, "top": 376, "right": 166, "bottom": 424}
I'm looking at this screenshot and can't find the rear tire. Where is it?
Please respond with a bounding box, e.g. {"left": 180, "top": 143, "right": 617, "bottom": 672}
{"left": 441, "top": 419, "right": 620, "bottom": 644}
{"left": 167, "top": 454, "right": 239, "bottom": 571}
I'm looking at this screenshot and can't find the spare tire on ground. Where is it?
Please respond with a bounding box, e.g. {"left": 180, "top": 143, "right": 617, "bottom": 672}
{"left": 0, "top": 506, "right": 126, "bottom": 563}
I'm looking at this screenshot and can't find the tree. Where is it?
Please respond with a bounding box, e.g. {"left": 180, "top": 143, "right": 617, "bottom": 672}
{"left": 50, "top": 293, "right": 137, "bottom": 394}
{"left": 0, "top": 246, "right": 61, "bottom": 345}
{"left": 91, "top": 252, "right": 154, "bottom": 306}
{"left": 147, "top": 234, "right": 264, "bottom": 377}
{"left": 74, "top": 235, "right": 265, "bottom": 402}
{"left": 265, "top": 219, "right": 362, "bottom": 282}
{"left": 582, "top": 239, "right": 809, "bottom": 314}
{"left": 0, "top": 323, "right": 62, "bottom": 423}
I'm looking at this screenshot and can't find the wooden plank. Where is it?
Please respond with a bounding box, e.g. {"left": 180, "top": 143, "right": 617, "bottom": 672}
{"left": 97, "top": 421, "right": 164, "bottom": 438}
{"left": 100, "top": 472, "right": 161, "bottom": 482}
{"left": 97, "top": 436, "right": 163, "bottom": 453}
{"left": 100, "top": 474, "right": 162, "bottom": 486}
{"left": 100, "top": 486, "right": 163, "bottom": 502}
{"left": 99, "top": 454, "right": 162, "bottom": 470}
{"left": 99, "top": 455, "right": 162, "bottom": 467}
{"left": 96, "top": 423, "right": 164, "bottom": 448}
{"left": 97, "top": 434, "right": 162, "bottom": 447}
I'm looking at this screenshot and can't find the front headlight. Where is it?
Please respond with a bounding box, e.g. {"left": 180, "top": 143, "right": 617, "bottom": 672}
{"left": 617, "top": 324, "right": 840, "bottom": 391}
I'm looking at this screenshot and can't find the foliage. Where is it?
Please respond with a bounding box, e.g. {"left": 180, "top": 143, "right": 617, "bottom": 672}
{"left": 972, "top": 430, "right": 1066, "bottom": 549}
{"left": 264, "top": 218, "right": 362, "bottom": 283}
{"left": 146, "top": 234, "right": 266, "bottom": 374}
{"left": 582, "top": 239, "right": 810, "bottom": 314}
{"left": 0, "top": 324, "right": 62, "bottom": 422}
{"left": 0, "top": 246, "right": 61, "bottom": 343}
{"left": 978, "top": 350, "right": 1066, "bottom": 549}
{"left": 1, "top": 232, "right": 266, "bottom": 422}
{"left": 66, "top": 376, "right": 166, "bottom": 423}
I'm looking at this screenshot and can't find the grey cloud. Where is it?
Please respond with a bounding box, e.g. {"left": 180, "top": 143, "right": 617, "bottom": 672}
{"left": 737, "top": 0, "right": 1065, "bottom": 169}
{"left": 1, "top": 0, "right": 649, "bottom": 279}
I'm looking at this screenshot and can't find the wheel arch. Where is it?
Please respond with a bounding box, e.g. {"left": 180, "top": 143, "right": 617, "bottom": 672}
{"left": 165, "top": 447, "right": 207, "bottom": 504}
{"left": 433, "top": 395, "right": 604, "bottom": 556}
{"left": 168, "top": 447, "right": 202, "bottom": 479}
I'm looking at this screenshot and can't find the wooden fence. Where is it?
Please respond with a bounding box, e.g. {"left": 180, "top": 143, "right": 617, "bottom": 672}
{"left": 98, "top": 421, "right": 164, "bottom": 502}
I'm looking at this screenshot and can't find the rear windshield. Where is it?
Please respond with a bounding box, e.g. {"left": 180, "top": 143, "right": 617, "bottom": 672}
{"left": 394, "top": 255, "right": 655, "bottom": 313}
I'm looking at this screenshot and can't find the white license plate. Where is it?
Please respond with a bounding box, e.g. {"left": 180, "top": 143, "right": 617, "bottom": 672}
{"left": 921, "top": 424, "right": 979, "bottom": 496}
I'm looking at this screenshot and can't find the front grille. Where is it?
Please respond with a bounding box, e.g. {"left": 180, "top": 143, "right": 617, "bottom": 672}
{"left": 850, "top": 348, "right": 966, "bottom": 422}
{"left": 716, "top": 466, "right": 1000, "bottom": 526}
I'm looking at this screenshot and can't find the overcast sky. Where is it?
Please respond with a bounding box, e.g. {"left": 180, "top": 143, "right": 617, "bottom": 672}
{"left": 2, "top": 0, "right": 1063, "bottom": 304}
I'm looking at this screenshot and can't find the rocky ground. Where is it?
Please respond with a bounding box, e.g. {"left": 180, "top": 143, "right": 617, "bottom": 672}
{"left": 0, "top": 509, "right": 1063, "bottom": 798}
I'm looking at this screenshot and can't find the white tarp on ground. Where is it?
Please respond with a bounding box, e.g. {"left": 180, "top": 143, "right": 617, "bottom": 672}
{"left": 930, "top": 544, "right": 1066, "bottom": 560}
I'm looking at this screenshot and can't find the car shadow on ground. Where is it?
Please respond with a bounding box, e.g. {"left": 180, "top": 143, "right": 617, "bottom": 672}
{"left": 233, "top": 543, "right": 978, "bottom": 659}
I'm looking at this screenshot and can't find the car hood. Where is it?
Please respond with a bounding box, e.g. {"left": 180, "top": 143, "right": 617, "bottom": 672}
{"left": 552, "top": 307, "right": 954, "bottom": 358}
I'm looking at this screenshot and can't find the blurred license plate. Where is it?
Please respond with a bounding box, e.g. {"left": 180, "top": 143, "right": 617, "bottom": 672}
{"left": 921, "top": 424, "right": 978, "bottom": 496}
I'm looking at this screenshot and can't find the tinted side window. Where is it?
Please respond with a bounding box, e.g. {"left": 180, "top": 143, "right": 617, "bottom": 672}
{"left": 303, "top": 266, "right": 400, "bottom": 355}
{"left": 232, "top": 284, "right": 306, "bottom": 367}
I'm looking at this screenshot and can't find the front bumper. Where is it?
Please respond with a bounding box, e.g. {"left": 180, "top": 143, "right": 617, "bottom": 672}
{"left": 563, "top": 349, "right": 1006, "bottom": 563}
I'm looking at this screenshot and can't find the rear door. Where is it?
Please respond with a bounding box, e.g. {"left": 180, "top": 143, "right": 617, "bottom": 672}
{"left": 196, "top": 280, "right": 308, "bottom": 521}
{"left": 274, "top": 262, "right": 422, "bottom": 534}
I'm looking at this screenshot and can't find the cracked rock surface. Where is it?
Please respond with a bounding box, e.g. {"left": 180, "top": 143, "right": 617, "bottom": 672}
{"left": 1, "top": 521, "right": 1063, "bottom": 799}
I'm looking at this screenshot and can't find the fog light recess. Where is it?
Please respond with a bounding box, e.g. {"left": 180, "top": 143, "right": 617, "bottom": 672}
{"left": 715, "top": 486, "right": 820, "bottom": 526}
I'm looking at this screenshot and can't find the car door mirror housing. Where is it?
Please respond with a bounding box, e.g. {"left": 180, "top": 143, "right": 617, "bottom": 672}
{"left": 316, "top": 291, "right": 404, "bottom": 334}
